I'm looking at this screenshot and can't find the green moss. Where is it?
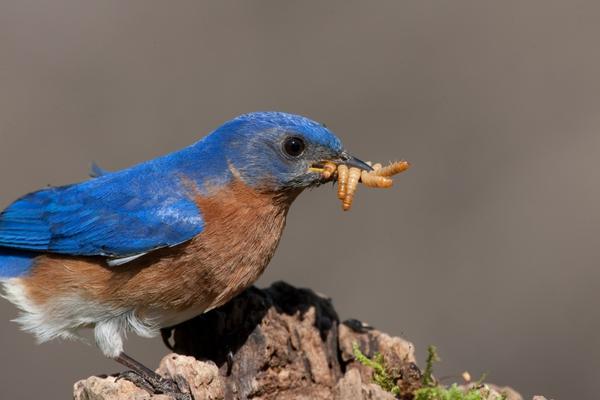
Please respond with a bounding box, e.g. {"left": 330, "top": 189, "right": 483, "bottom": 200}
{"left": 414, "top": 384, "right": 508, "bottom": 400}
{"left": 414, "top": 384, "right": 482, "bottom": 400}
{"left": 352, "top": 342, "right": 507, "bottom": 400}
{"left": 422, "top": 345, "right": 440, "bottom": 387}
{"left": 352, "top": 342, "right": 401, "bottom": 396}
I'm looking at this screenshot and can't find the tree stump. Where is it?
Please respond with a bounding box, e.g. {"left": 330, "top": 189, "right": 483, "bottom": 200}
{"left": 73, "top": 281, "right": 524, "bottom": 400}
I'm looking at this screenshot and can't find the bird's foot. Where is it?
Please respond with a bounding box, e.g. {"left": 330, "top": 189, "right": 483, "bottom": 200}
{"left": 116, "top": 370, "right": 192, "bottom": 400}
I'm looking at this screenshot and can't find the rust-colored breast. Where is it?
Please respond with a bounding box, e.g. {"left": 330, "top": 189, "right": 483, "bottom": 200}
{"left": 21, "top": 180, "right": 296, "bottom": 316}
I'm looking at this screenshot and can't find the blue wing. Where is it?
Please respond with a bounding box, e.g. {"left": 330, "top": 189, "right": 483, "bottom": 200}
{"left": 0, "top": 165, "right": 204, "bottom": 259}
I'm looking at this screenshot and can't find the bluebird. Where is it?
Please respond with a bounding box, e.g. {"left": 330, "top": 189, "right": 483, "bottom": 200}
{"left": 0, "top": 112, "right": 372, "bottom": 396}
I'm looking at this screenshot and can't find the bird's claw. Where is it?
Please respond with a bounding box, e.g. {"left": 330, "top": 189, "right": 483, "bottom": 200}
{"left": 226, "top": 350, "right": 234, "bottom": 376}
{"left": 116, "top": 370, "right": 192, "bottom": 400}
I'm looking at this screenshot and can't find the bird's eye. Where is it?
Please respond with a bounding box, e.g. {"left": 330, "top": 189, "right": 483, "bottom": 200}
{"left": 283, "top": 136, "right": 306, "bottom": 157}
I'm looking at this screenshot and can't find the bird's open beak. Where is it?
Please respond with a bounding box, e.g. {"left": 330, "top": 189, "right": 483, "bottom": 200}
{"left": 309, "top": 151, "right": 373, "bottom": 174}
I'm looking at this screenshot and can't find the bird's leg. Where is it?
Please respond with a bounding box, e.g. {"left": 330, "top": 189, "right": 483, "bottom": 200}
{"left": 161, "top": 327, "right": 175, "bottom": 351}
{"left": 114, "top": 352, "right": 191, "bottom": 400}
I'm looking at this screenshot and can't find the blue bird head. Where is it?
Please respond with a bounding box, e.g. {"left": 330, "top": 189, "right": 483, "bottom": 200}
{"left": 208, "top": 112, "right": 371, "bottom": 192}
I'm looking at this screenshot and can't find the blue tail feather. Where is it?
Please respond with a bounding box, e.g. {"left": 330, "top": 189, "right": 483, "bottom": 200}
{"left": 0, "top": 248, "right": 36, "bottom": 278}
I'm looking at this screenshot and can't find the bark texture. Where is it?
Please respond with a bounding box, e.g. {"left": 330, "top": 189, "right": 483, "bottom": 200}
{"left": 74, "top": 282, "right": 527, "bottom": 400}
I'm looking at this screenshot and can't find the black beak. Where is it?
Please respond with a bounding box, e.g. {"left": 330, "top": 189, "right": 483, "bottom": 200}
{"left": 338, "top": 151, "right": 373, "bottom": 171}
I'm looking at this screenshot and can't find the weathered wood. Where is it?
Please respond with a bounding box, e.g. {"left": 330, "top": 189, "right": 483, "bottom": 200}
{"left": 73, "top": 282, "right": 522, "bottom": 400}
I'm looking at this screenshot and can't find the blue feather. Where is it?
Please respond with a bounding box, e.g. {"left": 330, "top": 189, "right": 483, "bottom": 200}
{"left": 89, "top": 162, "right": 109, "bottom": 178}
{"left": 0, "top": 248, "right": 36, "bottom": 278}
{"left": 0, "top": 145, "right": 215, "bottom": 258}
{"left": 0, "top": 111, "right": 345, "bottom": 265}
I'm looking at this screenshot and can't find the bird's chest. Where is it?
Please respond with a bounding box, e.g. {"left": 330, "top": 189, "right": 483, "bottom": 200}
{"left": 162, "top": 185, "right": 293, "bottom": 313}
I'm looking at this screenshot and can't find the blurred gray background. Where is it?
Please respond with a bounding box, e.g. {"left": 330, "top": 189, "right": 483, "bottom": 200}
{"left": 1, "top": 1, "right": 599, "bottom": 398}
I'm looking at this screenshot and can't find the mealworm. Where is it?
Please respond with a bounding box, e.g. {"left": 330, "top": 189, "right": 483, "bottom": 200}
{"left": 337, "top": 164, "right": 349, "bottom": 200}
{"left": 360, "top": 171, "right": 393, "bottom": 188}
{"left": 331, "top": 159, "right": 410, "bottom": 211}
{"left": 342, "top": 167, "right": 362, "bottom": 211}
{"left": 322, "top": 162, "right": 337, "bottom": 180}
{"left": 374, "top": 160, "right": 410, "bottom": 177}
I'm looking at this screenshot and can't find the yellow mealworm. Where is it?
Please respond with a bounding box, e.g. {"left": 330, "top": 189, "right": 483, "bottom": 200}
{"left": 322, "top": 162, "right": 337, "bottom": 180}
{"left": 374, "top": 160, "right": 410, "bottom": 177}
{"left": 331, "top": 158, "right": 410, "bottom": 211}
{"left": 360, "top": 171, "right": 393, "bottom": 188}
{"left": 337, "top": 164, "right": 349, "bottom": 200}
{"left": 342, "top": 167, "right": 362, "bottom": 211}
